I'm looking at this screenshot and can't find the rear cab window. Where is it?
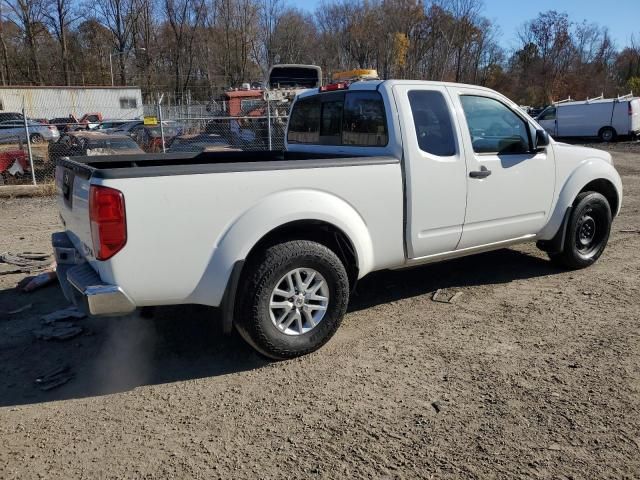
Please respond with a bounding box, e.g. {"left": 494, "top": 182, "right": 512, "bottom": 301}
{"left": 288, "top": 90, "right": 388, "bottom": 147}
{"left": 407, "top": 90, "right": 456, "bottom": 156}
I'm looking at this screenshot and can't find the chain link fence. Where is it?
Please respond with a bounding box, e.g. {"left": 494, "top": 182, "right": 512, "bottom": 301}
{"left": 0, "top": 89, "right": 291, "bottom": 187}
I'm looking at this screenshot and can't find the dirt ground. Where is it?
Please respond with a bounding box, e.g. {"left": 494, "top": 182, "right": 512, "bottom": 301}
{"left": 1, "top": 144, "right": 639, "bottom": 479}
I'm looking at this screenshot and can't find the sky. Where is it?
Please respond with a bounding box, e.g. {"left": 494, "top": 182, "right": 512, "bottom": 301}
{"left": 295, "top": 0, "right": 640, "bottom": 51}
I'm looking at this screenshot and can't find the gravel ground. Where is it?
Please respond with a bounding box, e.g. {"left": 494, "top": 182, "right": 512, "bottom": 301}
{"left": 0, "top": 145, "right": 639, "bottom": 479}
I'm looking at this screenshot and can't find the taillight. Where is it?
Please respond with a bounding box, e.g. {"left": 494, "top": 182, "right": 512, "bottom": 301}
{"left": 89, "top": 185, "right": 127, "bottom": 260}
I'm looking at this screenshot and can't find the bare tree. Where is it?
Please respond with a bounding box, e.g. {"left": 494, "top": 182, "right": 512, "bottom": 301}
{"left": 3, "top": 0, "right": 45, "bottom": 84}
{"left": 132, "top": 0, "right": 156, "bottom": 97}
{"left": 0, "top": 2, "right": 11, "bottom": 84}
{"left": 269, "top": 9, "right": 317, "bottom": 66}
{"left": 95, "top": 0, "right": 141, "bottom": 85}
{"left": 164, "top": 0, "right": 206, "bottom": 97}
{"left": 43, "top": 0, "right": 79, "bottom": 85}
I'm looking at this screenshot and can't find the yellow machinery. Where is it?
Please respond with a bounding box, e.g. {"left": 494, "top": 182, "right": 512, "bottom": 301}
{"left": 331, "top": 69, "right": 380, "bottom": 82}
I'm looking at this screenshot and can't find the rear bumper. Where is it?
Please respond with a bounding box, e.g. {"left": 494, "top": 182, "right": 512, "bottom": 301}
{"left": 52, "top": 232, "right": 135, "bottom": 316}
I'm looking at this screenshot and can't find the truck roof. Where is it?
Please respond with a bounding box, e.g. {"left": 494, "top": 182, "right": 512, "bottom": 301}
{"left": 295, "top": 79, "right": 497, "bottom": 100}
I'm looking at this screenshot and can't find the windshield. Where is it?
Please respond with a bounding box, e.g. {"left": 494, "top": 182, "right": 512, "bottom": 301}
{"left": 269, "top": 66, "right": 321, "bottom": 89}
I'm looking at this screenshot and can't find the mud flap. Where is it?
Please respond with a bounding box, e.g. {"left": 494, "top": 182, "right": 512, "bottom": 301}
{"left": 220, "top": 260, "right": 245, "bottom": 334}
{"left": 537, "top": 208, "right": 571, "bottom": 254}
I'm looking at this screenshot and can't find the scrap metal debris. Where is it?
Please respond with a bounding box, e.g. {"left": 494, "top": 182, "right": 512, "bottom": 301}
{"left": 41, "top": 306, "right": 86, "bottom": 324}
{"left": 619, "top": 229, "right": 640, "bottom": 234}
{"left": 432, "top": 289, "right": 464, "bottom": 304}
{"left": 17, "top": 269, "right": 58, "bottom": 292}
{"left": 0, "top": 251, "right": 53, "bottom": 275}
{"left": 35, "top": 365, "right": 74, "bottom": 391}
{"left": 33, "top": 322, "right": 83, "bottom": 341}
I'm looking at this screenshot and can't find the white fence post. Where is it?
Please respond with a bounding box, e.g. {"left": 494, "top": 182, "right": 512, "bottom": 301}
{"left": 267, "top": 97, "right": 272, "bottom": 151}
{"left": 157, "top": 93, "right": 166, "bottom": 153}
{"left": 22, "top": 97, "right": 36, "bottom": 185}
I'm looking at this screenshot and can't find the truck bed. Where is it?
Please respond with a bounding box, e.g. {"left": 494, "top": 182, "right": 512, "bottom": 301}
{"left": 58, "top": 150, "right": 398, "bottom": 179}
{"left": 55, "top": 149, "right": 405, "bottom": 309}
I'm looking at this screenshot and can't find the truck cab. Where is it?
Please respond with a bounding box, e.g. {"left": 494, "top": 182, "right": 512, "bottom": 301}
{"left": 287, "top": 80, "right": 567, "bottom": 256}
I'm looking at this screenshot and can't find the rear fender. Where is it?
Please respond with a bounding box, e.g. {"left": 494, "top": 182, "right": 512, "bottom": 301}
{"left": 188, "top": 189, "right": 374, "bottom": 306}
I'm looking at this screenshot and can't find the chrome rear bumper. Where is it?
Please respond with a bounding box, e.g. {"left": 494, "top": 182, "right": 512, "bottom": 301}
{"left": 52, "top": 232, "right": 136, "bottom": 316}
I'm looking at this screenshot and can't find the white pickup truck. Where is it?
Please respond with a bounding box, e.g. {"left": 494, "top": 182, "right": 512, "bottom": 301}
{"left": 53, "top": 80, "right": 622, "bottom": 359}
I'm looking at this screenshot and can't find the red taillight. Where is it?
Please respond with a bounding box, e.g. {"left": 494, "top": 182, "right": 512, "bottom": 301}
{"left": 319, "top": 82, "right": 348, "bottom": 92}
{"left": 89, "top": 185, "right": 127, "bottom": 260}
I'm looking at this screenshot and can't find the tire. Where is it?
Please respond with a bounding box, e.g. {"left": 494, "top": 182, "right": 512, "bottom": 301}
{"left": 599, "top": 127, "right": 616, "bottom": 142}
{"left": 235, "top": 240, "right": 350, "bottom": 360}
{"left": 29, "top": 133, "right": 43, "bottom": 144}
{"left": 549, "top": 191, "right": 612, "bottom": 269}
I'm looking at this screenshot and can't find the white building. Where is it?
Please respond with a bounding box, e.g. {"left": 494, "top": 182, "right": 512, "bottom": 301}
{"left": 0, "top": 86, "right": 143, "bottom": 121}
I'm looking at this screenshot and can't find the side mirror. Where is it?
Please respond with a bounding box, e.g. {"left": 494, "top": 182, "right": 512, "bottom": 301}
{"left": 534, "top": 128, "right": 549, "bottom": 150}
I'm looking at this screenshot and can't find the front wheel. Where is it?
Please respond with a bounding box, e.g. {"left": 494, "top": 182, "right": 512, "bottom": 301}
{"left": 235, "top": 240, "right": 350, "bottom": 360}
{"left": 549, "top": 191, "right": 612, "bottom": 269}
{"left": 29, "top": 133, "right": 44, "bottom": 144}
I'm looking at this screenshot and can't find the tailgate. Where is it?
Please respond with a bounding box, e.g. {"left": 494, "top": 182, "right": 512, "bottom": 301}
{"left": 55, "top": 159, "right": 95, "bottom": 260}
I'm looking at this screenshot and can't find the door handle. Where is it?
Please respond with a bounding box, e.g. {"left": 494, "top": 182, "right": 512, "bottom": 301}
{"left": 469, "top": 166, "right": 491, "bottom": 179}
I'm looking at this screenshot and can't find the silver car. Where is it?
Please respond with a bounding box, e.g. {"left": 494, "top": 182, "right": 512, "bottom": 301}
{"left": 0, "top": 120, "right": 60, "bottom": 144}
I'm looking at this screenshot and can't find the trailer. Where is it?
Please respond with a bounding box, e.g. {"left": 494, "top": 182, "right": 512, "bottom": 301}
{"left": 536, "top": 94, "right": 640, "bottom": 141}
{"left": 0, "top": 86, "right": 143, "bottom": 122}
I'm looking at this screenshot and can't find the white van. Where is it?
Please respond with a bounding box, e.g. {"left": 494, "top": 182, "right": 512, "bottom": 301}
{"left": 537, "top": 97, "right": 640, "bottom": 141}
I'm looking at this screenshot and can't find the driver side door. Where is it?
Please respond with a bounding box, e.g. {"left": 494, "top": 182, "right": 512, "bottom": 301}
{"left": 450, "top": 87, "right": 556, "bottom": 249}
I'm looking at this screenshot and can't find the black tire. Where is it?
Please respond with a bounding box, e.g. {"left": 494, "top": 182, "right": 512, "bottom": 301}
{"left": 29, "top": 133, "right": 43, "bottom": 144}
{"left": 235, "top": 240, "right": 350, "bottom": 360}
{"left": 598, "top": 127, "right": 616, "bottom": 142}
{"left": 549, "top": 191, "right": 612, "bottom": 269}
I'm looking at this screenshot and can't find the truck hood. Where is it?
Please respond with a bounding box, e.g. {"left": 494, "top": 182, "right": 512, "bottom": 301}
{"left": 553, "top": 142, "right": 613, "bottom": 165}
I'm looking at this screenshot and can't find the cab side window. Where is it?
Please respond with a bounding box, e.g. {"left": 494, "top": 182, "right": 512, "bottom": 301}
{"left": 408, "top": 90, "right": 456, "bottom": 156}
{"left": 460, "top": 95, "right": 531, "bottom": 154}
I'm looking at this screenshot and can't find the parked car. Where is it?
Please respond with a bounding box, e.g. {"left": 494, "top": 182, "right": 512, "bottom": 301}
{"left": 0, "top": 120, "right": 59, "bottom": 144}
{"left": 53, "top": 79, "right": 622, "bottom": 360}
{"left": 537, "top": 96, "right": 640, "bottom": 141}
{"left": 109, "top": 120, "right": 144, "bottom": 135}
{"left": 131, "top": 125, "right": 179, "bottom": 152}
{"left": 49, "top": 116, "right": 77, "bottom": 132}
{"left": 78, "top": 112, "right": 102, "bottom": 130}
{"left": 48, "top": 131, "right": 143, "bottom": 162}
{"left": 94, "top": 120, "right": 133, "bottom": 132}
{"left": 0, "top": 112, "right": 24, "bottom": 123}
{"left": 167, "top": 133, "right": 235, "bottom": 152}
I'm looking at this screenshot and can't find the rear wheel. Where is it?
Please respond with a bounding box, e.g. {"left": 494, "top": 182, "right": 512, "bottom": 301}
{"left": 549, "top": 191, "right": 612, "bottom": 269}
{"left": 598, "top": 127, "right": 616, "bottom": 142}
{"left": 235, "top": 240, "right": 349, "bottom": 360}
{"left": 29, "top": 133, "right": 44, "bottom": 144}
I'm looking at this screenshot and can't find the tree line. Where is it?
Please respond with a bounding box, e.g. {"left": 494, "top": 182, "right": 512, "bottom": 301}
{"left": 0, "top": 0, "right": 639, "bottom": 106}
